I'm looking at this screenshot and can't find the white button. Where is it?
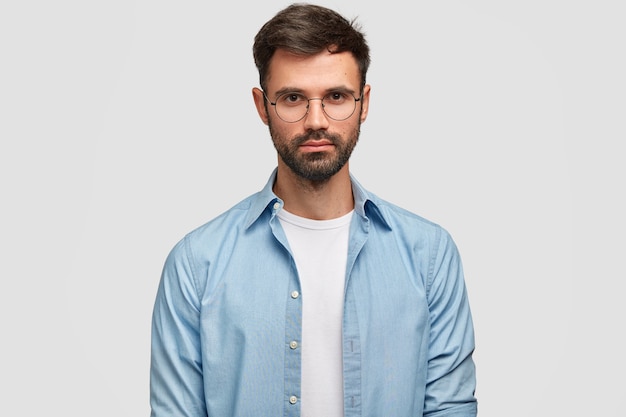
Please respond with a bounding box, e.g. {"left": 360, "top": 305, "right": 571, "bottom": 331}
{"left": 289, "top": 341, "right": 298, "bottom": 349}
{"left": 291, "top": 291, "right": 299, "bottom": 299}
{"left": 289, "top": 395, "right": 298, "bottom": 404}
{"left": 273, "top": 202, "right": 280, "bottom": 210}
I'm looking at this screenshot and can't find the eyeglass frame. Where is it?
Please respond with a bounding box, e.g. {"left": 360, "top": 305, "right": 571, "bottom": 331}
{"left": 262, "top": 90, "right": 363, "bottom": 123}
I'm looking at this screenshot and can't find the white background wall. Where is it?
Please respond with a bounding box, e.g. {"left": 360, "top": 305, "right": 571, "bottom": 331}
{"left": 1, "top": 0, "right": 624, "bottom": 415}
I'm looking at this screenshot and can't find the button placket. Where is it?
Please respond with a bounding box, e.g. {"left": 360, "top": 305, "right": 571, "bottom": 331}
{"left": 284, "top": 285, "right": 302, "bottom": 416}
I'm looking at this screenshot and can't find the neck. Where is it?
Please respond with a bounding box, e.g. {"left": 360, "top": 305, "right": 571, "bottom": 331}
{"left": 273, "top": 164, "right": 354, "bottom": 220}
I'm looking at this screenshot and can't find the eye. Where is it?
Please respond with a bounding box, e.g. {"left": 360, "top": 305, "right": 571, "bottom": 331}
{"left": 324, "top": 91, "right": 350, "bottom": 104}
{"left": 279, "top": 93, "right": 307, "bottom": 106}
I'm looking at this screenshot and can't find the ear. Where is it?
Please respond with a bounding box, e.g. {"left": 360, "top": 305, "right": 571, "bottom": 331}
{"left": 252, "top": 87, "right": 270, "bottom": 125}
{"left": 359, "top": 84, "right": 371, "bottom": 123}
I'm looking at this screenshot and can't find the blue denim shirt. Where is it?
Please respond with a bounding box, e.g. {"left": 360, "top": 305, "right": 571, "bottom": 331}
{"left": 150, "top": 170, "right": 477, "bottom": 417}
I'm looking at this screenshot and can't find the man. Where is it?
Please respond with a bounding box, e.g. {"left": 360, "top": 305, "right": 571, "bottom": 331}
{"left": 150, "top": 3, "right": 477, "bottom": 417}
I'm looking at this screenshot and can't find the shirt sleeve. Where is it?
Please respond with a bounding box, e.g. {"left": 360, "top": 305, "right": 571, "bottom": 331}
{"left": 150, "top": 237, "right": 207, "bottom": 417}
{"left": 423, "top": 228, "right": 477, "bottom": 417}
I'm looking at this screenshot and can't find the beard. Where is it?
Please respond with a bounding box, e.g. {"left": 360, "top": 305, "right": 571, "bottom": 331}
{"left": 269, "top": 122, "right": 360, "bottom": 182}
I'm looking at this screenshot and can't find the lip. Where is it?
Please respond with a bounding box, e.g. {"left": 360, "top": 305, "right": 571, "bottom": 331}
{"left": 299, "top": 140, "right": 334, "bottom": 152}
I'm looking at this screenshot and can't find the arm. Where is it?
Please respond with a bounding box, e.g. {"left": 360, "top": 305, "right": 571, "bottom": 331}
{"left": 150, "top": 237, "right": 207, "bottom": 417}
{"left": 423, "top": 228, "right": 477, "bottom": 417}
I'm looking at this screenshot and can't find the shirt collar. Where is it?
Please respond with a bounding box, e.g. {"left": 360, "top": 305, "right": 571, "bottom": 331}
{"left": 244, "top": 168, "right": 392, "bottom": 231}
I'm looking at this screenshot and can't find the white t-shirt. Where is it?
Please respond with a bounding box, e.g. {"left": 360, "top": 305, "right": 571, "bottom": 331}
{"left": 277, "top": 209, "right": 353, "bottom": 417}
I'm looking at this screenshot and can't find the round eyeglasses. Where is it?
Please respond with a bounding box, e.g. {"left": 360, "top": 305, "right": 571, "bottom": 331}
{"left": 263, "top": 90, "right": 362, "bottom": 123}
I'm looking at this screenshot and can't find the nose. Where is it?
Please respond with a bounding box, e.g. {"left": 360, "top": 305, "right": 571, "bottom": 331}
{"left": 303, "top": 98, "right": 330, "bottom": 130}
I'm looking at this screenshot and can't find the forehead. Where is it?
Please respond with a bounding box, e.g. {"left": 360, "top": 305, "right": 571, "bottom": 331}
{"left": 266, "top": 49, "right": 361, "bottom": 94}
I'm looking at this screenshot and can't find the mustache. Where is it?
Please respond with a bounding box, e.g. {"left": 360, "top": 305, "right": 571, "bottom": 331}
{"left": 293, "top": 130, "right": 342, "bottom": 146}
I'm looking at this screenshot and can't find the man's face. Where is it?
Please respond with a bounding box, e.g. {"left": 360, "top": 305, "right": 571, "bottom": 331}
{"left": 253, "top": 49, "right": 370, "bottom": 182}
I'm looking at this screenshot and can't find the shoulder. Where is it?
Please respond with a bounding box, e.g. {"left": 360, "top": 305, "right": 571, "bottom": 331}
{"left": 352, "top": 175, "right": 451, "bottom": 243}
{"left": 365, "top": 191, "right": 453, "bottom": 245}
{"left": 163, "top": 192, "right": 259, "bottom": 264}
{"left": 180, "top": 192, "right": 262, "bottom": 253}
{"left": 178, "top": 170, "right": 279, "bottom": 252}
{"left": 161, "top": 192, "right": 268, "bottom": 293}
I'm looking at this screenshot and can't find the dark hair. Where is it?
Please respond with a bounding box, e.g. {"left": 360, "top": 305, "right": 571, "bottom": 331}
{"left": 253, "top": 3, "right": 370, "bottom": 91}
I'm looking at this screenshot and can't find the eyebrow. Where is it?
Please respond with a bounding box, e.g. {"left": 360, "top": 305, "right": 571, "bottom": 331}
{"left": 272, "top": 85, "right": 357, "bottom": 98}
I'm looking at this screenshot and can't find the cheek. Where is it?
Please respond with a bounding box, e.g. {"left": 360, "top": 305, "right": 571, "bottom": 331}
{"left": 268, "top": 119, "right": 290, "bottom": 143}
{"left": 269, "top": 118, "right": 301, "bottom": 140}
{"left": 339, "top": 119, "right": 361, "bottom": 137}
